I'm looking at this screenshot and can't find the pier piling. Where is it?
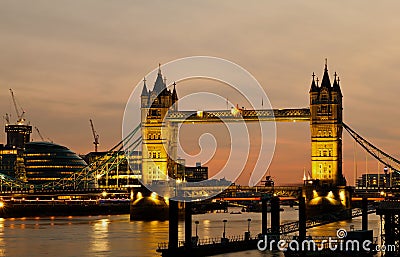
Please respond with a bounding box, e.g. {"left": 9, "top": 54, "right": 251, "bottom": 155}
{"left": 362, "top": 196, "right": 368, "bottom": 231}
{"left": 261, "top": 196, "right": 268, "bottom": 235}
{"left": 299, "top": 196, "right": 306, "bottom": 241}
{"left": 168, "top": 200, "right": 179, "bottom": 250}
{"left": 271, "top": 196, "right": 280, "bottom": 239}
{"left": 184, "top": 202, "right": 192, "bottom": 249}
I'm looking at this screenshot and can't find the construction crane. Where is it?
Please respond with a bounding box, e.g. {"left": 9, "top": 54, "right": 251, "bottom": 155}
{"left": 9, "top": 89, "right": 25, "bottom": 124}
{"left": 4, "top": 113, "right": 10, "bottom": 124}
{"left": 34, "top": 126, "right": 45, "bottom": 141}
{"left": 90, "top": 119, "right": 99, "bottom": 152}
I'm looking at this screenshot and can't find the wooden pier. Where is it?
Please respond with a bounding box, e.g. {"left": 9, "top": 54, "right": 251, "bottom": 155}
{"left": 156, "top": 196, "right": 376, "bottom": 257}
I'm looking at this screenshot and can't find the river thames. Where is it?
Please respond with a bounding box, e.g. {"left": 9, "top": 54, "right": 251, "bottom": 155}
{"left": 0, "top": 206, "right": 382, "bottom": 257}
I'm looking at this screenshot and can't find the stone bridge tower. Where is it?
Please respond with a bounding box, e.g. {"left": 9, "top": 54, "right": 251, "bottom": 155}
{"left": 309, "top": 61, "right": 345, "bottom": 186}
{"left": 140, "top": 67, "right": 178, "bottom": 185}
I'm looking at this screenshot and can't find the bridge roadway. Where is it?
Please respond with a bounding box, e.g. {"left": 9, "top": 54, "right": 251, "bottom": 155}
{"left": 166, "top": 108, "right": 311, "bottom": 123}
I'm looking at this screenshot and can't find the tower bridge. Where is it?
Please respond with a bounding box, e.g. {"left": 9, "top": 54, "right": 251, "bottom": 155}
{"left": 141, "top": 61, "right": 345, "bottom": 192}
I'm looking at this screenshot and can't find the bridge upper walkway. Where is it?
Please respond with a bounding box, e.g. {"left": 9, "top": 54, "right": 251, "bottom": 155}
{"left": 166, "top": 108, "right": 311, "bottom": 123}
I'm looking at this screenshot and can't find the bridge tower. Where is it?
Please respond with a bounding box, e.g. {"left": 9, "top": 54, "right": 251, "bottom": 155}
{"left": 140, "top": 66, "right": 178, "bottom": 185}
{"left": 309, "top": 61, "right": 345, "bottom": 186}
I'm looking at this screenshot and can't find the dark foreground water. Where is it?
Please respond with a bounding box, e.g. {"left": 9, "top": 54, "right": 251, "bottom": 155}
{"left": 0, "top": 207, "right": 382, "bottom": 257}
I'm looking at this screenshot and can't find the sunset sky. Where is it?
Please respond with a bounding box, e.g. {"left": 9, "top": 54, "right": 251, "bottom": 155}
{"left": 1, "top": 1, "right": 400, "bottom": 186}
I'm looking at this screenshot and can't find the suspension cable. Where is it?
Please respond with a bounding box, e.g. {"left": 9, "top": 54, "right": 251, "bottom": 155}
{"left": 343, "top": 122, "right": 400, "bottom": 174}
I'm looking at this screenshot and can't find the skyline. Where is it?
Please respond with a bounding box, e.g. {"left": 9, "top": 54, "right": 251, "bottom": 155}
{"left": 1, "top": 1, "right": 400, "bottom": 185}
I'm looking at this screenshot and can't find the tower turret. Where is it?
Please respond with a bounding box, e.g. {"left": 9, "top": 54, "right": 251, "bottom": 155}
{"left": 141, "top": 78, "right": 149, "bottom": 107}
{"left": 172, "top": 82, "right": 178, "bottom": 111}
{"left": 309, "top": 72, "right": 319, "bottom": 105}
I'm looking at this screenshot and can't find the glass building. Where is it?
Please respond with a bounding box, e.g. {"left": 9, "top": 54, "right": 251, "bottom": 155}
{"left": 24, "top": 142, "right": 87, "bottom": 184}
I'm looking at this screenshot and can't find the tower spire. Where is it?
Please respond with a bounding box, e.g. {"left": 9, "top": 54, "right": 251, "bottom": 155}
{"left": 153, "top": 63, "right": 166, "bottom": 94}
{"left": 320, "top": 59, "right": 331, "bottom": 88}
{"left": 309, "top": 72, "right": 318, "bottom": 92}
{"left": 333, "top": 72, "right": 338, "bottom": 88}
{"left": 332, "top": 73, "right": 342, "bottom": 95}
{"left": 172, "top": 81, "right": 178, "bottom": 102}
{"left": 141, "top": 77, "right": 148, "bottom": 96}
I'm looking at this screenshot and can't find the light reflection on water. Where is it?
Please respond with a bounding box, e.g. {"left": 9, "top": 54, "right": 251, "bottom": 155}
{"left": 89, "top": 218, "right": 110, "bottom": 256}
{"left": 0, "top": 207, "right": 383, "bottom": 257}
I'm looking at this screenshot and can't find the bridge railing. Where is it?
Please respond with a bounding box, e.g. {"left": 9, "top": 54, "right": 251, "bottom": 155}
{"left": 157, "top": 234, "right": 258, "bottom": 250}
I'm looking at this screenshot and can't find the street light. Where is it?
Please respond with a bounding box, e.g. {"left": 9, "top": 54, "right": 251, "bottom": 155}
{"left": 247, "top": 218, "right": 252, "bottom": 233}
{"left": 384, "top": 166, "right": 389, "bottom": 189}
{"left": 222, "top": 220, "right": 227, "bottom": 238}
{"left": 195, "top": 221, "right": 199, "bottom": 238}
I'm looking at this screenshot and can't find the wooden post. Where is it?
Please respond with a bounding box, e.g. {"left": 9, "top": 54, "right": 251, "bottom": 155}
{"left": 185, "top": 202, "right": 192, "bottom": 249}
{"left": 271, "top": 196, "right": 280, "bottom": 240}
{"left": 362, "top": 196, "right": 368, "bottom": 231}
{"left": 169, "top": 200, "right": 179, "bottom": 250}
{"left": 261, "top": 197, "right": 268, "bottom": 235}
{"left": 299, "top": 196, "right": 306, "bottom": 241}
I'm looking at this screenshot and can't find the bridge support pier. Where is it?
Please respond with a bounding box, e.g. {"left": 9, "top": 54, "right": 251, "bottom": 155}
{"left": 362, "top": 196, "right": 368, "bottom": 231}
{"left": 299, "top": 196, "right": 306, "bottom": 241}
{"left": 169, "top": 200, "right": 179, "bottom": 251}
{"left": 184, "top": 202, "right": 192, "bottom": 249}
